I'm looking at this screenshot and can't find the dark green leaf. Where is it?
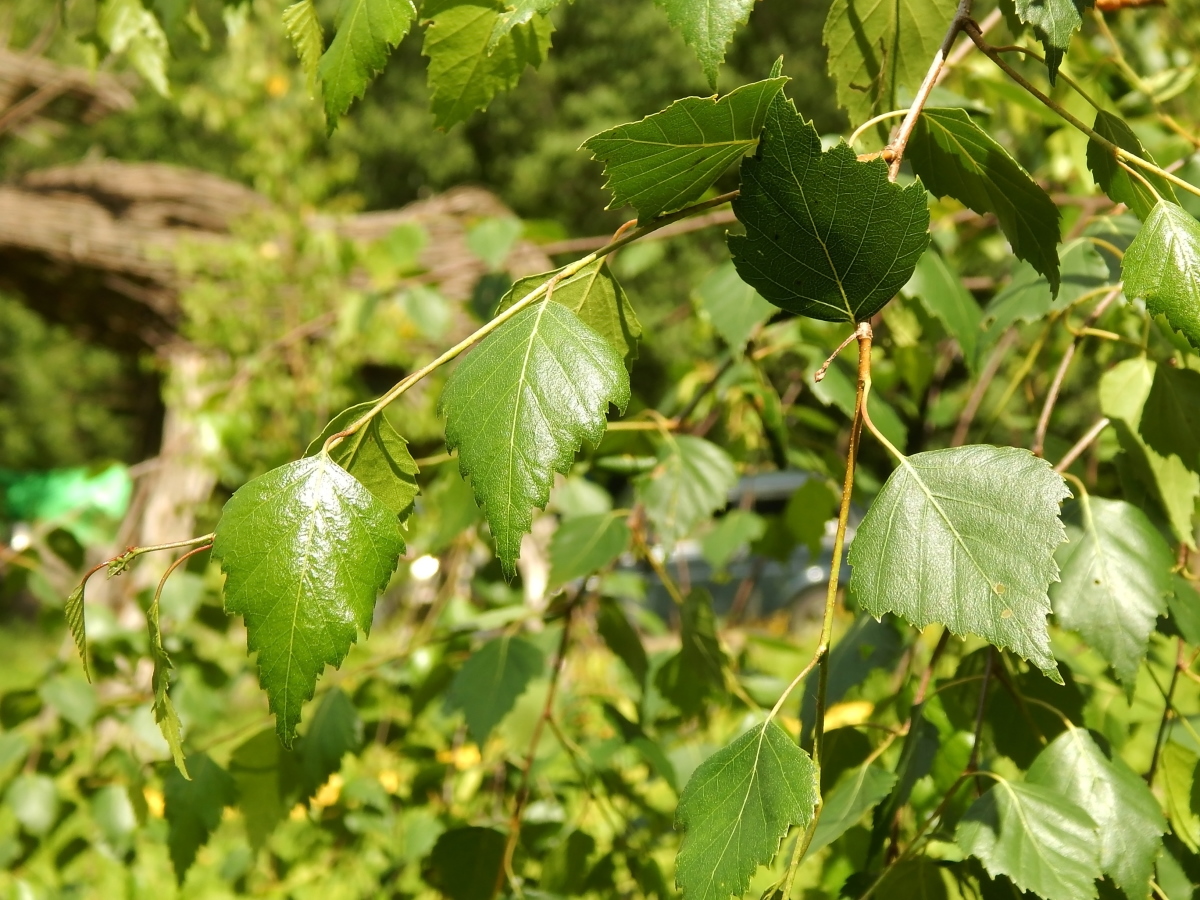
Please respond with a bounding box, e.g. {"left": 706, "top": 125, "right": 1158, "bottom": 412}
{"left": 318, "top": 0, "right": 416, "bottom": 123}
{"left": 65, "top": 581, "right": 89, "bottom": 680}
{"left": 1123, "top": 201, "right": 1200, "bottom": 350}
{"left": 655, "top": 589, "right": 727, "bottom": 717}
{"left": 229, "top": 729, "right": 294, "bottom": 850}
{"left": 805, "top": 763, "right": 896, "bottom": 858}
{"left": 1087, "top": 110, "right": 1178, "bottom": 221}
{"left": 903, "top": 249, "right": 983, "bottom": 370}
{"left": 652, "top": 0, "right": 755, "bottom": 88}
{"left": 582, "top": 77, "right": 787, "bottom": 223}
{"left": 299, "top": 687, "right": 361, "bottom": 796}
{"left": 823, "top": 0, "right": 959, "bottom": 125}
{"left": 784, "top": 478, "right": 839, "bottom": 557}
{"left": 164, "top": 753, "right": 237, "bottom": 883}
{"left": 849, "top": 445, "right": 1070, "bottom": 681}
{"left": 445, "top": 634, "right": 544, "bottom": 743}
{"left": 549, "top": 511, "right": 630, "bottom": 587}
{"left": 675, "top": 720, "right": 818, "bottom": 900}
{"left": 1027, "top": 729, "right": 1165, "bottom": 899}
{"left": 908, "top": 108, "right": 1061, "bottom": 293}
{"left": 1169, "top": 575, "right": 1200, "bottom": 646}
{"left": 729, "top": 89, "right": 929, "bottom": 322}
{"left": 636, "top": 435, "right": 736, "bottom": 545}
{"left": 440, "top": 301, "right": 630, "bottom": 574}
{"left": 597, "top": 597, "right": 649, "bottom": 684}
{"left": 1051, "top": 495, "right": 1174, "bottom": 687}
{"left": 957, "top": 777, "right": 1101, "bottom": 900}
{"left": 213, "top": 456, "right": 405, "bottom": 744}
{"left": 1140, "top": 363, "right": 1200, "bottom": 469}
{"left": 426, "top": 826, "right": 506, "bottom": 900}
{"left": 305, "top": 402, "right": 420, "bottom": 520}
{"left": 1007, "top": 0, "right": 1089, "bottom": 82}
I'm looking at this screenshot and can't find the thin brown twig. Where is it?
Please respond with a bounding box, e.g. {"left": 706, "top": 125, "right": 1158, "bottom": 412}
{"left": 951, "top": 329, "right": 1019, "bottom": 447}
{"left": 1054, "top": 418, "right": 1111, "bottom": 473}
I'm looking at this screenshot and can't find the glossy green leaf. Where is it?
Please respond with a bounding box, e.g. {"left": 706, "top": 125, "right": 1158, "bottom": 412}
{"left": 1052, "top": 495, "right": 1173, "bottom": 687}
{"left": 1087, "top": 110, "right": 1178, "bottom": 221}
{"left": 487, "top": 0, "right": 561, "bottom": 49}
{"left": 445, "top": 634, "right": 544, "bottom": 743}
{"left": 636, "top": 435, "right": 737, "bottom": 545}
{"left": 823, "top": 0, "right": 959, "bottom": 125}
{"left": 1140, "top": 363, "right": 1200, "bottom": 469}
{"left": 908, "top": 107, "right": 1061, "bottom": 293}
{"left": 1101, "top": 357, "right": 1200, "bottom": 547}
{"left": 805, "top": 763, "right": 897, "bottom": 858}
{"left": 729, "top": 89, "right": 929, "bottom": 322}
{"left": 957, "top": 777, "right": 1101, "bottom": 900}
{"left": 164, "top": 754, "right": 237, "bottom": 883}
{"left": 1008, "top": 0, "right": 1088, "bottom": 82}
{"left": 848, "top": 445, "right": 1070, "bottom": 681}
{"left": 213, "top": 456, "right": 405, "bottom": 745}
{"left": 1027, "top": 729, "right": 1165, "bottom": 899}
{"left": 675, "top": 719, "right": 818, "bottom": 900}
{"left": 903, "top": 249, "right": 983, "bottom": 370}
{"left": 282, "top": 0, "right": 324, "bottom": 97}
{"left": 496, "top": 261, "right": 641, "bottom": 366}
{"left": 582, "top": 77, "right": 787, "bottom": 223}
{"left": 655, "top": 589, "right": 726, "bottom": 717}
{"left": 423, "top": 1, "right": 553, "bottom": 130}
{"left": 305, "top": 403, "right": 420, "bottom": 520}
{"left": 700, "top": 510, "right": 765, "bottom": 571}
{"left": 318, "top": 0, "right": 416, "bottom": 123}
{"left": 439, "top": 301, "right": 630, "bottom": 574}
{"left": 652, "top": 0, "right": 755, "bottom": 88}
{"left": 694, "top": 261, "right": 775, "bottom": 353}
{"left": 65, "top": 581, "right": 89, "bottom": 680}
{"left": 549, "top": 511, "right": 630, "bottom": 587}
{"left": 1123, "top": 201, "right": 1200, "bottom": 350}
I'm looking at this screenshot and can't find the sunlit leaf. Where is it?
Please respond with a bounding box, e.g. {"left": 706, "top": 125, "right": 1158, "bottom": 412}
{"left": 318, "top": 0, "right": 416, "bottom": 123}
{"left": 636, "top": 435, "right": 737, "bottom": 545}
{"left": 1087, "top": 110, "right": 1178, "bottom": 221}
{"left": 652, "top": 0, "right": 755, "bottom": 88}
{"left": 282, "top": 0, "right": 325, "bottom": 97}
{"left": 1123, "top": 201, "right": 1200, "bottom": 351}
{"left": 1007, "top": 0, "right": 1088, "bottom": 82}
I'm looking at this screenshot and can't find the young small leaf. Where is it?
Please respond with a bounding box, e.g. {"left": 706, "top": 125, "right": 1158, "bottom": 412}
{"left": 65, "top": 582, "right": 90, "bottom": 681}
{"left": 907, "top": 108, "right": 1061, "bottom": 294}
{"left": 282, "top": 0, "right": 325, "bottom": 97}
{"left": 213, "top": 456, "right": 405, "bottom": 745}
{"left": 957, "top": 778, "right": 1102, "bottom": 900}
{"left": 1027, "top": 729, "right": 1166, "bottom": 899}
{"left": 148, "top": 586, "right": 189, "bottom": 778}
{"left": 487, "top": 0, "right": 561, "bottom": 50}
{"left": 652, "top": 0, "right": 755, "bottom": 89}
{"left": 423, "top": 1, "right": 553, "bottom": 130}
{"left": 636, "top": 435, "right": 737, "bottom": 546}
{"left": 694, "top": 262, "right": 775, "bottom": 353}
{"left": 445, "top": 634, "right": 544, "bottom": 744}
{"left": 549, "top": 511, "right": 630, "bottom": 587}
{"left": 903, "top": 249, "right": 984, "bottom": 371}
{"left": 164, "top": 753, "right": 237, "bottom": 883}
{"left": 1140, "top": 363, "right": 1200, "bottom": 469}
{"left": 848, "top": 445, "right": 1070, "bottom": 681}
{"left": 805, "top": 763, "right": 897, "bottom": 859}
{"left": 582, "top": 77, "right": 787, "bottom": 223}
{"left": 439, "top": 301, "right": 630, "bottom": 574}
{"left": 1123, "top": 201, "right": 1200, "bottom": 350}
{"left": 729, "top": 88, "right": 929, "bottom": 322}
{"left": 318, "top": 0, "right": 417, "bottom": 123}
{"left": 305, "top": 402, "right": 421, "bottom": 520}
{"left": 655, "top": 589, "right": 726, "bottom": 717}
{"left": 1007, "top": 0, "right": 1088, "bottom": 83}
{"left": 1087, "top": 110, "right": 1178, "bottom": 221}
{"left": 1051, "top": 495, "right": 1173, "bottom": 688}
{"left": 675, "top": 720, "right": 818, "bottom": 900}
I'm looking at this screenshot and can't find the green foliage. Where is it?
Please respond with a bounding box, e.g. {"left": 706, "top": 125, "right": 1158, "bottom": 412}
{"left": 282, "top": 0, "right": 324, "bottom": 96}
{"left": 805, "top": 763, "right": 896, "bottom": 858}
{"left": 729, "top": 87, "right": 929, "bottom": 322}
{"left": 1087, "top": 111, "right": 1178, "bottom": 221}
{"left": 164, "top": 754, "right": 237, "bottom": 882}
{"left": 636, "top": 435, "right": 737, "bottom": 545}
{"left": 445, "top": 634, "right": 544, "bottom": 743}
{"left": 655, "top": 589, "right": 726, "bottom": 716}
{"left": 318, "top": 0, "right": 417, "bottom": 124}
{"left": 652, "top": 0, "right": 756, "bottom": 89}
{"left": 583, "top": 77, "right": 787, "bottom": 223}
{"left": 695, "top": 261, "right": 775, "bottom": 352}
{"left": 213, "top": 456, "right": 406, "bottom": 744}
{"left": 548, "top": 511, "right": 631, "bottom": 587}
{"left": 1123, "top": 201, "right": 1200, "bottom": 351}
{"left": 903, "top": 249, "right": 983, "bottom": 370}
{"left": 1005, "top": 0, "right": 1089, "bottom": 82}
{"left": 674, "top": 720, "right": 817, "bottom": 899}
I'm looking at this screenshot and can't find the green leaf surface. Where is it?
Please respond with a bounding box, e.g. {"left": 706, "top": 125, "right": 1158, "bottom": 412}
{"left": 549, "top": 511, "right": 630, "bottom": 587}
{"left": 282, "top": 0, "right": 324, "bottom": 97}
{"left": 805, "top": 763, "right": 897, "bottom": 858}
{"left": 823, "top": 0, "right": 959, "bottom": 125}
{"left": 1140, "top": 363, "right": 1200, "bottom": 469}
{"left": 655, "top": 589, "right": 727, "bottom": 717}
{"left": 582, "top": 77, "right": 786, "bottom": 223}
{"left": 1027, "top": 729, "right": 1165, "bottom": 899}
{"left": 7, "top": 773, "right": 58, "bottom": 835}
{"left": 65, "top": 581, "right": 89, "bottom": 680}
{"left": 1123, "top": 201, "right": 1200, "bottom": 350}
{"left": 305, "top": 402, "right": 421, "bottom": 520}
{"left": 98, "top": 0, "right": 170, "bottom": 97}
{"left": 785, "top": 478, "right": 839, "bottom": 556}
{"left": 439, "top": 300, "right": 630, "bottom": 574}
{"left": 230, "top": 729, "right": 294, "bottom": 850}
{"left": 1169, "top": 575, "right": 1200, "bottom": 646}
{"left": 636, "top": 435, "right": 737, "bottom": 545}
{"left": 164, "top": 754, "right": 237, "bottom": 883}
{"left": 652, "top": 0, "right": 755, "bottom": 88}
{"left": 674, "top": 720, "right": 818, "bottom": 900}
{"left": 729, "top": 89, "right": 929, "bottom": 322}
{"left": 423, "top": 1, "right": 553, "bottom": 130}
{"left": 148, "top": 584, "right": 189, "bottom": 777}
{"left": 487, "top": 0, "right": 561, "bottom": 49}
{"left": 318, "top": 0, "right": 416, "bottom": 123}
{"left": 1160, "top": 743, "right": 1200, "bottom": 852}
{"left": 213, "top": 456, "right": 405, "bottom": 745}
{"left": 700, "top": 510, "right": 765, "bottom": 571}
{"left": 427, "top": 826, "right": 506, "bottom": 900}
{"left": 496, "top": 261, "right": 641, "bottom": 366}
{"left": 1051, "top": 495, "right": 1173, "bottom": 687}
{"left": 903, "top": 248, "right": 983, "bottom": 370}
{"left": 299, "top": 688, "right": 361, "bottom": 796}
{"left": 1008, "top": 0, "right": 1088, "bottom": 82}
{"left": 908, "top": 107, "right": 1061, "bottom": 293}
{"left": 1087, "top": 110, "right": 1178, "bottom": 221}
{"left": 848, "top": 445, "right": 1069, "bottom": 680}
{"left": 695, "top": 261, "right": 775, "bottom": 353}
{"left": 597, "top": 597, "right": 648, "bottom": 684}
{"left": 445, "top": 635, "right": 544, "bottom": 743}
{"left": 957, "top": 777, "right": 1101, "bottom": 900}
